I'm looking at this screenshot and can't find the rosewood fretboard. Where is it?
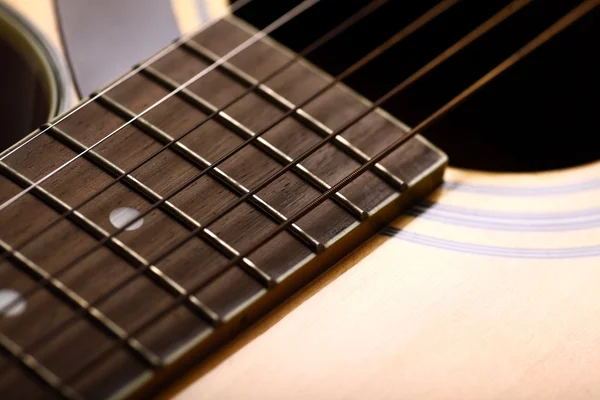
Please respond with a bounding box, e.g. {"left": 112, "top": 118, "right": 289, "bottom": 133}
{"left": 0, "top": 16, "right": 445, "bottom": 399}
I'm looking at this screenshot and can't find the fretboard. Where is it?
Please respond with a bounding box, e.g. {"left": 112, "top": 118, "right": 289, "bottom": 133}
{"left": 0, "top": 16, "right": 445, "bottom": 399}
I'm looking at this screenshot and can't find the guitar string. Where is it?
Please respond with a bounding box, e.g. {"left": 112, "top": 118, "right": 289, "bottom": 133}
{"left": 0, "top": 0, "right": 386, "bottom": 389}
{"left": 0, "top": 0, "right": 392, "bottom": 314}
{"left": 8, "top": 0, "right": 597, "bottom": 391}
{"left": 61, "top": 0, "right": 600, "bottom": 387}
{"left": 0, "top": 0, "right": 254, "bottom": 164}
{"left": 89, "top": 0, "right": 538, "bottom": 314}
{"left": 0, "top": 0, "right": 466, "bottom": 377}
{"left": 1, "top": 0, "right": 545, "bottom": 378}
{"left": 0, "top": 0, "right": 321, "bottom": 214}
{"left": 0, "top": 0, "right": 457, "bottom": 322}
{"left": 0, "top": 0, "right": 512, "bottom": 351}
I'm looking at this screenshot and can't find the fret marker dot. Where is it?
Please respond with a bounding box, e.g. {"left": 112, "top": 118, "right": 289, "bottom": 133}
{"left": 110, "top": 207, "right": 144, "bottom": 231}
{"left": 0, "top": 289, "right": 27, "bottom": 317}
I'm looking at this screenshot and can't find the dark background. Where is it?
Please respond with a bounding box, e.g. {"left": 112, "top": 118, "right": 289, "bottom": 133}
{"left": 232, "top": 0, "right": 599, "bottom": 172}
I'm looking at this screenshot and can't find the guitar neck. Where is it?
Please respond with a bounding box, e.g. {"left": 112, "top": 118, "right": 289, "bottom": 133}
{"left": 0, "top": 15, "right": 445, "bottom": 398}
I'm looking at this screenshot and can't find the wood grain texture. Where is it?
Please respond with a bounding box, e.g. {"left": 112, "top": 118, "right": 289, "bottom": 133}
{"left": 4, "top": 1, "right": 600, "bottom": 399}
{"left": 0, "top": 11, "right": 444, "bottom": 399}
{"left": 164, "top": 2, "right": 600, "bottom": 400}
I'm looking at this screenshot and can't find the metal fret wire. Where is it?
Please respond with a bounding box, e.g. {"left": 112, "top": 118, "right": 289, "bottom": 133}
{"left": 78, "top": 96, "right": 324, "bottom": 252}
{"left": 0, "top": 0, "right": 463, "bottom": 389}
{"left": 179, "top": 41, "right": 407, "bottom": 192}
{"left": 62, "top": 1, "right": 599, "bottom": 388}
{"left": 0, "top": 334, "right": 81, "bottom": 400}
{"left": 0, "top": 0, "right": 457, "bottom": 312}
{"left": 3, "top": 0, "right": 560, "bottom": 391}
{"left": 95, "top": 90, "right": 367, "bottom": 221}
{"left": 0, "top": 0, "right": 469, "bottom": 377}
{"left": 0, "top": 0, "right": 389, "bottom": 314}
{"left": 0, "top": 239, "right": 161, "bottom": 368}
{"left": 7, "top": 0, "right": 596, "bottom": 395}
{"left": 92, "top": 0, "right": 535, "bottom": 315}
{"left": 0, "top": 0, "right": 321, "bottom": 214}
{"left": 0, "top": 0, "right": 455, "bottom": 326}
{"left": 0, "top": 0, "right": 254, "bottom": 165}
{"left": 0, "top": 0, "right": 321, "bottom": 393}
{"left": 44, "top": 123, "right": 274, "bottom": 288}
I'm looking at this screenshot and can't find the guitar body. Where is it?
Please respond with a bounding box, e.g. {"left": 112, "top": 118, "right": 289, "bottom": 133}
{"left": 2, "top": 1, "right": 599, "bottom": 398}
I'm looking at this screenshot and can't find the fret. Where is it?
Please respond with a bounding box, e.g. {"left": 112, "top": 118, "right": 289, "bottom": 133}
{"left": 91, "top": 94, "right": 324, "bottom": 254}
{"left": 0, "top": 130, "right": 122, "bottom": 211}
{"left": 0, "top": 188, "right": 200, "bottom": 341}
{"left": 33, "top": 314, "right": 149, "bottom": 398}
{"left": 44, "top": 124, "right": 274, "bottom": 289}
{"left": 75, "top": 179, "right": 272, "bottom": 318}
{"left": 0, "top": 162, "right": 219, "bottom": 326}
{"left": 0, "top": 263, "right": 78, "bottom": 349}
{"left": 0, "top": 175, "right": 63, "bottom": 248}
{"left": 1, "top": 218, "right": 217, "bottom": 384}
{"left": 20, "top": 115, "right": 282, "bottom": 320}
{"left": 1, "top": 131, "right": 77, "bottom": 184}
{"left": 38, "top": 120, "right": 284, "bottom": 320}
{"left": 51, "top": 100, "right": 205, "bottom": 201}
{"left": 0, "top": 12, "right": 450, "bottom": 398}
{"left": 0, "top": 355, "right": 62, "bottom": 400}
{"left": 33, "top": 115, "right": 325, "bottom": 318}
{"left": 0, "top": 334, "right": 79, "bottom": 400}
{"left": 137, "top": 65, "right": 368, "bottom": 221}
{"left": 108, "top": 67, "right": 362, "bottom": 276}
{"left": 102, "top": 303, "right": 213, "bottom": 362}
{"left": 153, "top": 21, "right": 404, "bottom": 215}
{"left": 181, "top": 40, "right": 407, "bottom": 193}
{"left": 87, "top": 69, "right": 371, "bottom": 279}
{"left": 196, "top": 18, "right": 449, "bottom": 216}
{"left": 190, "top": 18, "right": 291, "bottom": 81}
{"left": 65, "top": 347, "right": 152, "bottom": 400}
{"left": 200, "top": 20, "right": 406, "bottom": 147}
{"left": 0, "top": 182, "right": 218, "bottom": 371}
{"left": 0, "top": 239, "right": 160, "bottom": 368}
{"left": 0, "top": 260, "right": 156, "bottom": 398}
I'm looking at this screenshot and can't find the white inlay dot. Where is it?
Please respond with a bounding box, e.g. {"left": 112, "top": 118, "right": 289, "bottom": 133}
{"left": 0, "top": 289, "right": 27, "bottom": 317}
{"left": 109, "top": 207, "right": 144, "bottom": 231}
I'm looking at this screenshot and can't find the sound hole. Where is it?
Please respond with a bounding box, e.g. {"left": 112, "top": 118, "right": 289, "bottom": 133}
{"left": 0, "top": 37, "right": 50, "bottom": 152}
{"left": 234, "top": 0, "right": 599, "bottom": 172}
{"left": 0, "top": 4, "right": 62, "bottom": 153}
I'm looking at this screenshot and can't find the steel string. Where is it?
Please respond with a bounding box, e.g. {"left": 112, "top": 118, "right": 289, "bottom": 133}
{"left": 0, "top": 0, "right": 321, "bottom": 213}
{"left": 0, "top": 0, "right": 392, "bottom": 316}
{"left": 1, "top": 0, "right": 480, "bottom": 354}
{"left": 63, "top": 0, "right": 598, "bottom": 386}
{"left": 3, "top": 0, "right": 546, "bottom": 378}
{"left": 0, "top": 0, "right": 254, "bottom": 163}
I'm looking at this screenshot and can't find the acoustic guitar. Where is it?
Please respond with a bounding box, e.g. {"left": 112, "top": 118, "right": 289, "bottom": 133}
{"left": 0, "top": 0, "right": 599, "bottom": 398}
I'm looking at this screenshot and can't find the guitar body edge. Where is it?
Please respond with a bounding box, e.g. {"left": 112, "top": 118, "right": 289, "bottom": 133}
{"left": 7, "top": 2, "right": 600, "bottom": 399}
